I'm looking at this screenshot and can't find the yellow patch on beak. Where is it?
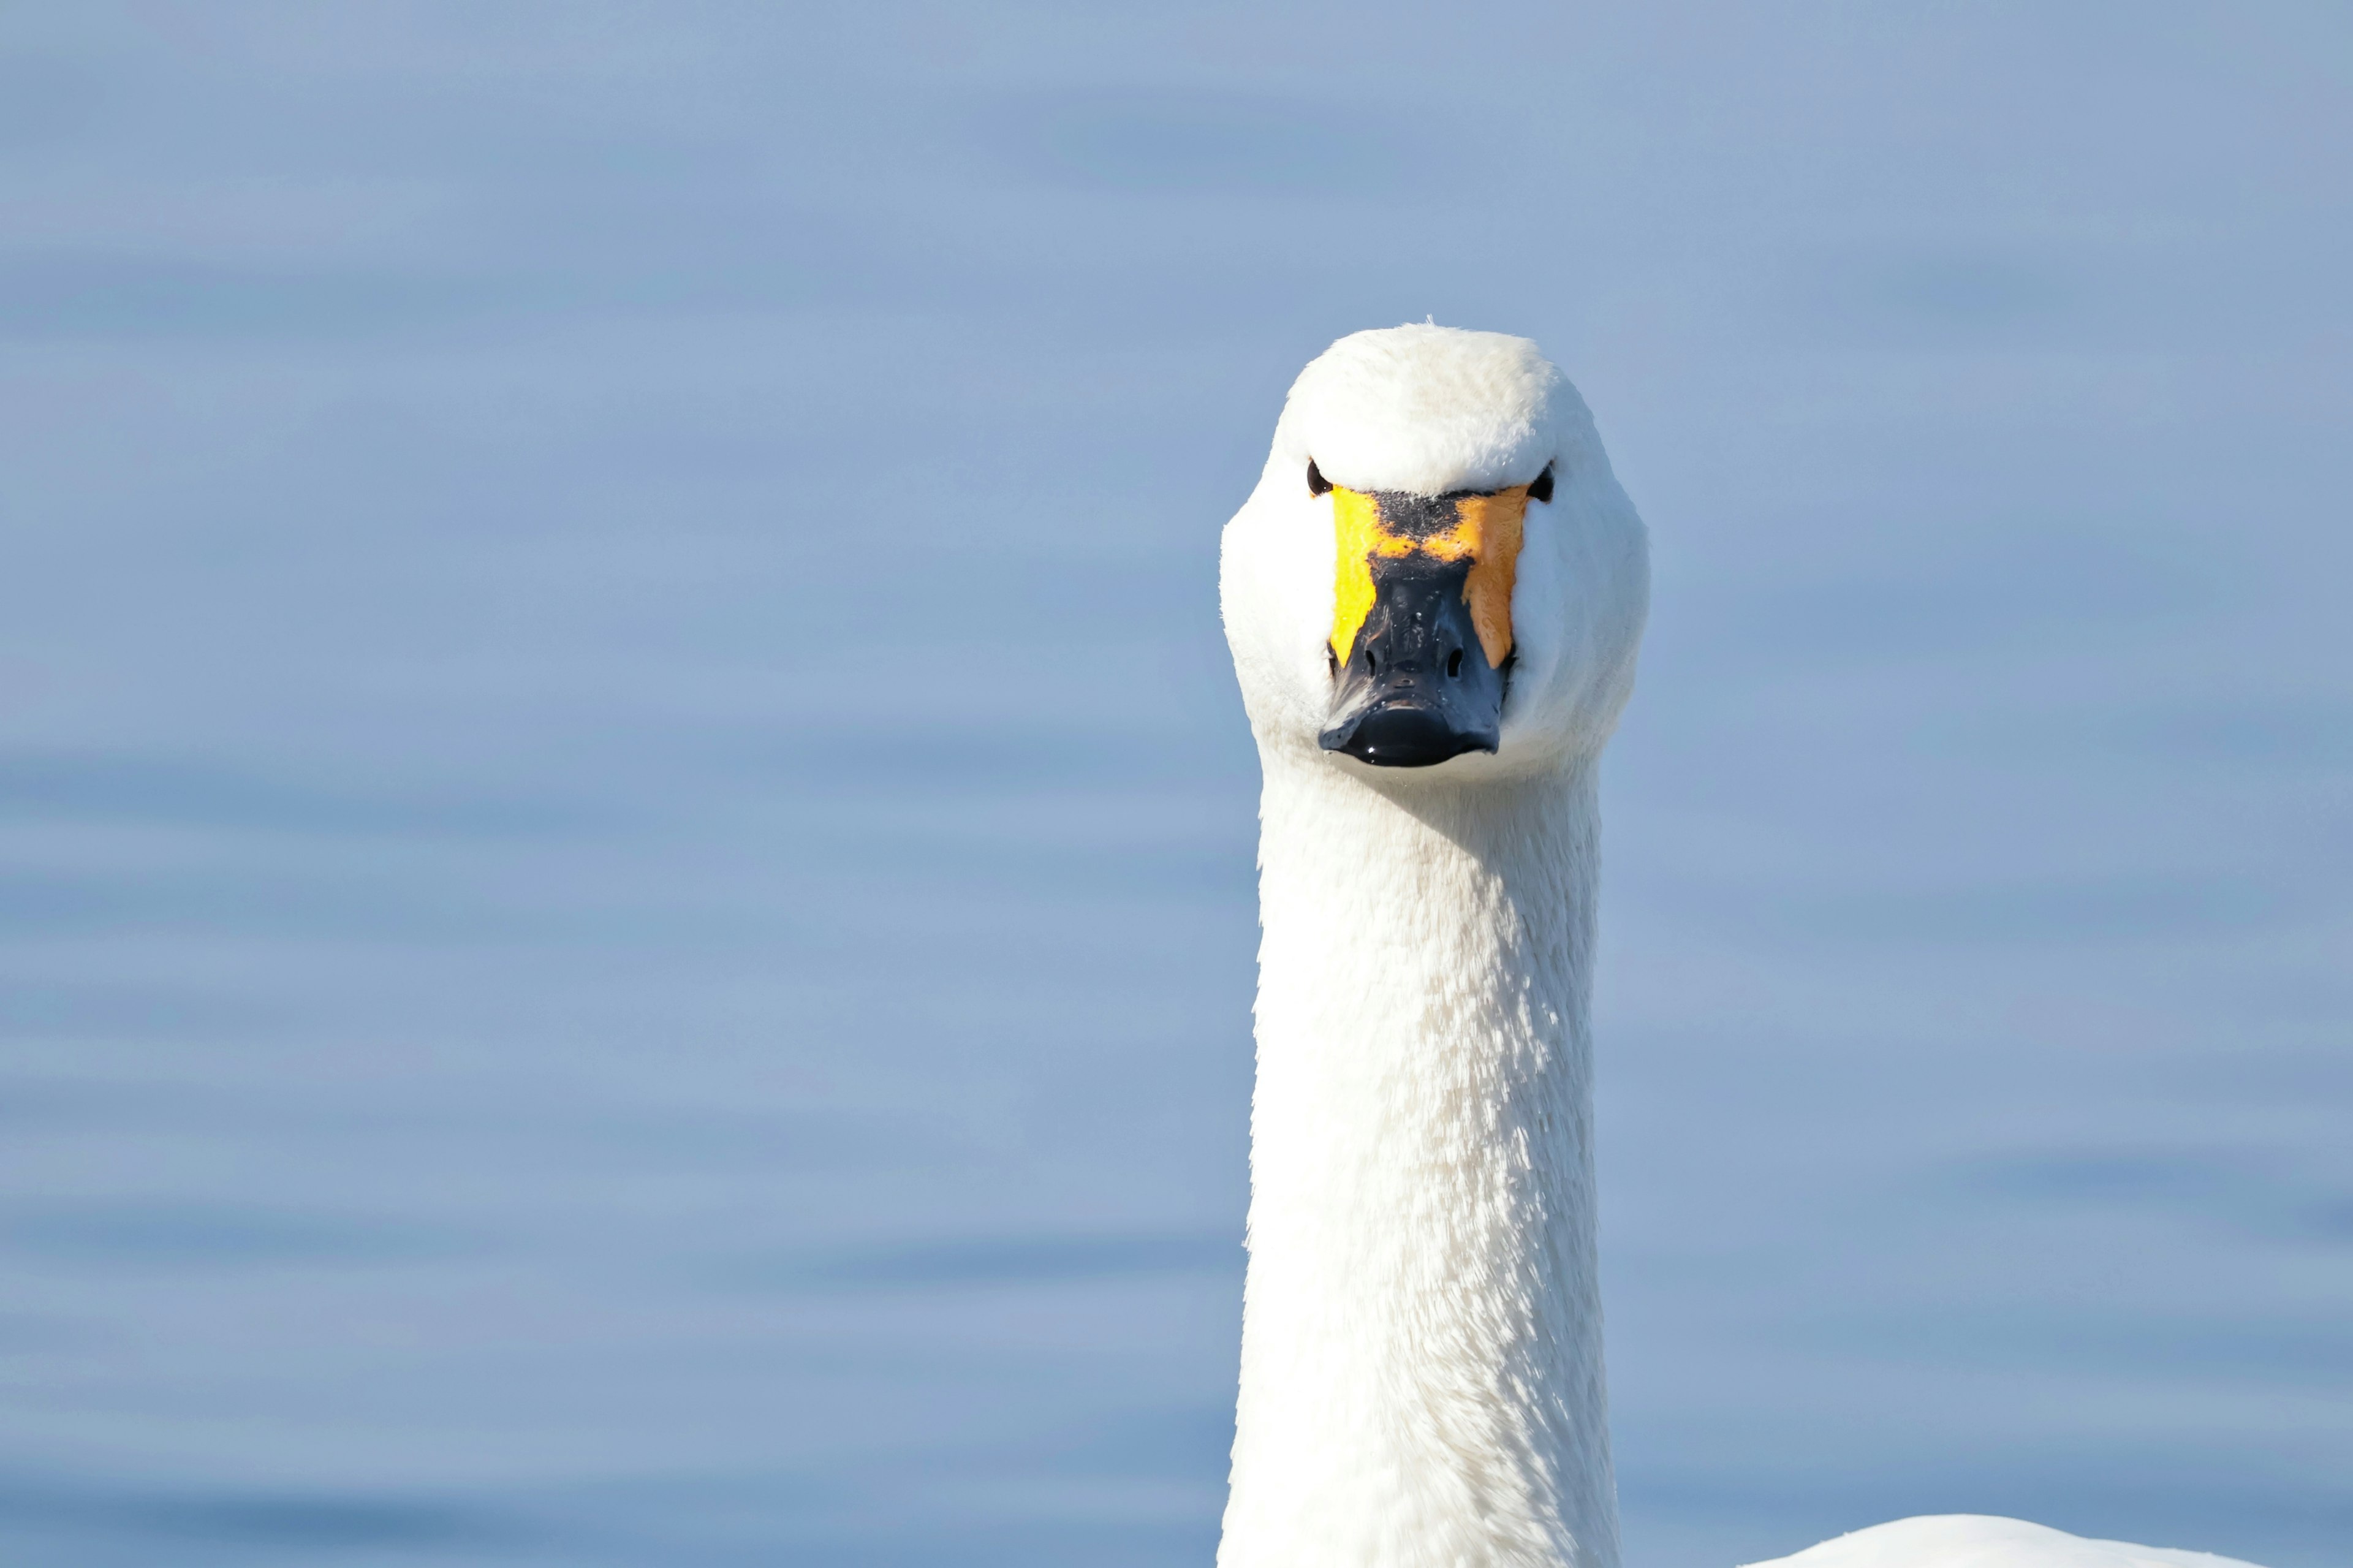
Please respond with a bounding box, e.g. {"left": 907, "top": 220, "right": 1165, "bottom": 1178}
{"left": 1330, "top": 483, "right": 1528, "bottom": 668}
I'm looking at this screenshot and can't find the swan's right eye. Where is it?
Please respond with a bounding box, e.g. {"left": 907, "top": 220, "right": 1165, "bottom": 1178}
{"left": 1306, "top": 460, "right": 1332, "bottom": 497}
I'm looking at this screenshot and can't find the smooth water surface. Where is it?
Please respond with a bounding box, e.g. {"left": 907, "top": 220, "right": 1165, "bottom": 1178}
{"left": 2, "top": 6, "right": 2348, "bottom": 1565}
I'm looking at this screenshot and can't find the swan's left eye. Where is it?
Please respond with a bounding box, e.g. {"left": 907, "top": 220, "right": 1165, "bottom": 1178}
{"left": 1528, "top": 463, "right": 1555, "bottom": 504}
{"left": 1306, "top": 460, "right": 1333, "bottom": 497}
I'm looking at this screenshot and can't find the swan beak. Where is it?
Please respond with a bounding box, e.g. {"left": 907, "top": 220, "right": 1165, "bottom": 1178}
{"left": 1319, "top": 483, "right": 1526, "bottom": 768}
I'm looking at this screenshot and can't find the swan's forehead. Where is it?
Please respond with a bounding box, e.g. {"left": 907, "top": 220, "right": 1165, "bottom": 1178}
{"left": 1276, "top": 324, "right": 1561, "bottom": 496}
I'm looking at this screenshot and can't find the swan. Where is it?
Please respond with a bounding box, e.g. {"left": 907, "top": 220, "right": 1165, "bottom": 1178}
{"left": 1211, "top": 324, "right": 2266, "bottom": 1568}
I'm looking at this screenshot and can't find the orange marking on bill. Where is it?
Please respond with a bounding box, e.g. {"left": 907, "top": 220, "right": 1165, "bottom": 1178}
{"left": 1328, "top": 483, "right": 1528, "bottom": 668}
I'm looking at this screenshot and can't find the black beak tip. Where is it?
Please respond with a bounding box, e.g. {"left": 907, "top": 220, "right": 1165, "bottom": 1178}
{"left": 1320, "top": 702, "right": 1497, "bottom": 768}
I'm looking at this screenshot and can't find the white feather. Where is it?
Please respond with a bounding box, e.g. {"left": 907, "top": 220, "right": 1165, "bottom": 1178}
{"left": 1740, "top": 1515, "right": 2267, "bottom": 1568}
{"left": 1213, "top": 325, "right": 2268, "bottom": 1568}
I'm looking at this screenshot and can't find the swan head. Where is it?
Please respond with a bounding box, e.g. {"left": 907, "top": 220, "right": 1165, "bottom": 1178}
{"left": 1221, "top": 324, "right": 1650, "bottom": 781}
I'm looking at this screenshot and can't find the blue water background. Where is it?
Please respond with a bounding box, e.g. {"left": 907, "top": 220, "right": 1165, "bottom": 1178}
{"left": 2, "top": 5, "right": 2348, "bottom": 1564}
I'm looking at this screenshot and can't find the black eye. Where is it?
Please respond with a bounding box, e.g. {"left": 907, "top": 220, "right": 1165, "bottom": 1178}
{"left": 1528, "top": 463, "right": 1555, "bottom": 504}
{"left": 1306, "top": 460, "right": 1332, "bottom": 497}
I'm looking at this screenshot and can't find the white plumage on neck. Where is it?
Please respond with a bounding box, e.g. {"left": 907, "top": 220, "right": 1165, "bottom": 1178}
{"left": 1220, "top": 752, "right": 1616, "bottom": 1568}
{"left": 1216, "top": 322, "right": 1640, "bottom": 1568}
{"left": 1213, "top": 324, "right": 2267, "bottom": 1568}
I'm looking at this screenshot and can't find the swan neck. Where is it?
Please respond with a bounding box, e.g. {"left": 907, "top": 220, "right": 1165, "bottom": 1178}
{"left": 1221, "top": 751, "right": 1616, "bottom": 1568}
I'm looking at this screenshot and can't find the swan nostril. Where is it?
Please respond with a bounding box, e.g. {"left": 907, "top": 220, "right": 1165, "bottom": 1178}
{"left": 1446, "top": 648, "right": 1464, "bottom": 679}
{"left": 1365, "top": 649, "right": 1378, "bottom": 676}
